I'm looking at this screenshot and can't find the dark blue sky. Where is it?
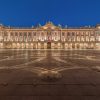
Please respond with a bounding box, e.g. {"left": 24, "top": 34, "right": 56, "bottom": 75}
{"left": 0, "top": 0, "right": 100, "bottom": 27}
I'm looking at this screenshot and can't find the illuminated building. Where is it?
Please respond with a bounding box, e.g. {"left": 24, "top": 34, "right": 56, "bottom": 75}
{"left": 0, "top": 22, "right": 100, "bottom": 49}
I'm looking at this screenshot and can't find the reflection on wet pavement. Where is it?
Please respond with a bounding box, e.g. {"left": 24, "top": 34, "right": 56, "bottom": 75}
{"left": 0, "top": 50, "right": 100, "bottom": 100}
{"left": 0, "top": 50, "right": 100, "bottom": 73}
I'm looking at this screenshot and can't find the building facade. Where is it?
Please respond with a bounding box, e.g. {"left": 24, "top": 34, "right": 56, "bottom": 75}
{"left": 0, "top": 22, "right": 100, "bottom": 49}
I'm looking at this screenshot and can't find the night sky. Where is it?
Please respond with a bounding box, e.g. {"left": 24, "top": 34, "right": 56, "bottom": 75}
{"left": 0, "top": 0, "right": 100, "bottom": 27}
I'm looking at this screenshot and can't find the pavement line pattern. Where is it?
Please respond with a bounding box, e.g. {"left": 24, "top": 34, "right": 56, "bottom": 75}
{"left": 0, "top": 51, "right": 100, "bottom": 76}
{"left": 52, "top": 53, "right": 100, "bottom": 61}
{"left": 50, "top": 66, "right": 90, "bottom": 72}
{"left": 0, "top": 57, "right": 46, "bottom": 69}
{"left": 53, "top": 57, "right": 67, "bottom": 63}
{"left": 0, "top": 53, "right": 27, "bottom": 62}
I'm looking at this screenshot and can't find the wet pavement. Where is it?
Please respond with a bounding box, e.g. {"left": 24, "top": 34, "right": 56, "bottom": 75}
{"left": 0, "top": 49, "right": 100, "bottom": 100}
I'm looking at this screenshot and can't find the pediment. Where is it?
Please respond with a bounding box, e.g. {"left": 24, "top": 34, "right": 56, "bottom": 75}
{"left": 38, "top": 22, "right": 61, "bottom": 30}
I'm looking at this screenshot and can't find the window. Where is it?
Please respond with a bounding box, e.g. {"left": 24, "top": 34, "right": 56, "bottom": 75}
{"left": 33, "top": 32, "right": 36, "bottom": 36}
{"left": 4, "top": 32, "right": 7, "bottom": 36}
{"left": 47, "top": 32, "right": 51, "bottom": 36}
{"left": 67, "top": 32, "right": 70, "bottom": 36}
{"left": 15, "top": 32, "right": 18, "bottom": 36}
{"left": 72, "top": 32, "right": 75, "bottom": 36}
{"left": 24, "top": 32, "right": 27, "bottom": 36}
{"left": 10, "top": 32, "right": 14, "bottom": 36}
{"left": 28, "top": 32, "right": 31, "bottom": 36}
{"left": 41, "top": 32, "right": 44, "bottom": 36}
{"left": 62, "top": 32, "right": 65, "bottom": 36}
{"left": 19, "top": 32, "right": 23, "bottom": 36}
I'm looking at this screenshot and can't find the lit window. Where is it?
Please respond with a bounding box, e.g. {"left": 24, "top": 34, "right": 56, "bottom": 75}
{"left": 15, "top": 32, "right": 18, "bottom": 36}
{"left": 62, "top": 32, "right": 65, "bottom": 36}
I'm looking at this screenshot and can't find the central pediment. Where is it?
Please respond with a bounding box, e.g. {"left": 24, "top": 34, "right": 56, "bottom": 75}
{"left": 39, "top": 21, "right": 61, "bottom": 30}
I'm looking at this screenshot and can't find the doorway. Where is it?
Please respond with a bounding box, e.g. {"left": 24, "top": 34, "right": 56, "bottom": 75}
{"left": 47, "top": 42, "right": 51, "bottom": 49}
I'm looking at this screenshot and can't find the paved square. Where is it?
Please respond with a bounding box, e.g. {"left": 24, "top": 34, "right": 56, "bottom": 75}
{"left": 0, "top": 50, "right": 100, "bottom": 100}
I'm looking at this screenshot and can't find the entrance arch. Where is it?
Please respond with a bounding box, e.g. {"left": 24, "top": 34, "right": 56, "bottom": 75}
{"left": 47, "top": 42, "right": 51, "bottom": 49}
{"left": 72, "top": 44, "right": 75, "bottom": 49}
{"left": 76, "top": 44, "right": 80, "bottom": 49}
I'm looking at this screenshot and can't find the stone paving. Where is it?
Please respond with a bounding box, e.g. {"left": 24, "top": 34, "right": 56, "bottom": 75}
{"left": 0, "top": 50, "right": 100, "bottom": 100}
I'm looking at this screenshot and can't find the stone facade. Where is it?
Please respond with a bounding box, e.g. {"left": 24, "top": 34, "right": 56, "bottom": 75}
{"left": 0, "top": 22, "right": 100, "bottom": 49}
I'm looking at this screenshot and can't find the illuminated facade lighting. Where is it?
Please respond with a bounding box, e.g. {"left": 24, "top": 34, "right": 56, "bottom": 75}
{"left": 0, "top": 22, "right": 100, "bottom": 49}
